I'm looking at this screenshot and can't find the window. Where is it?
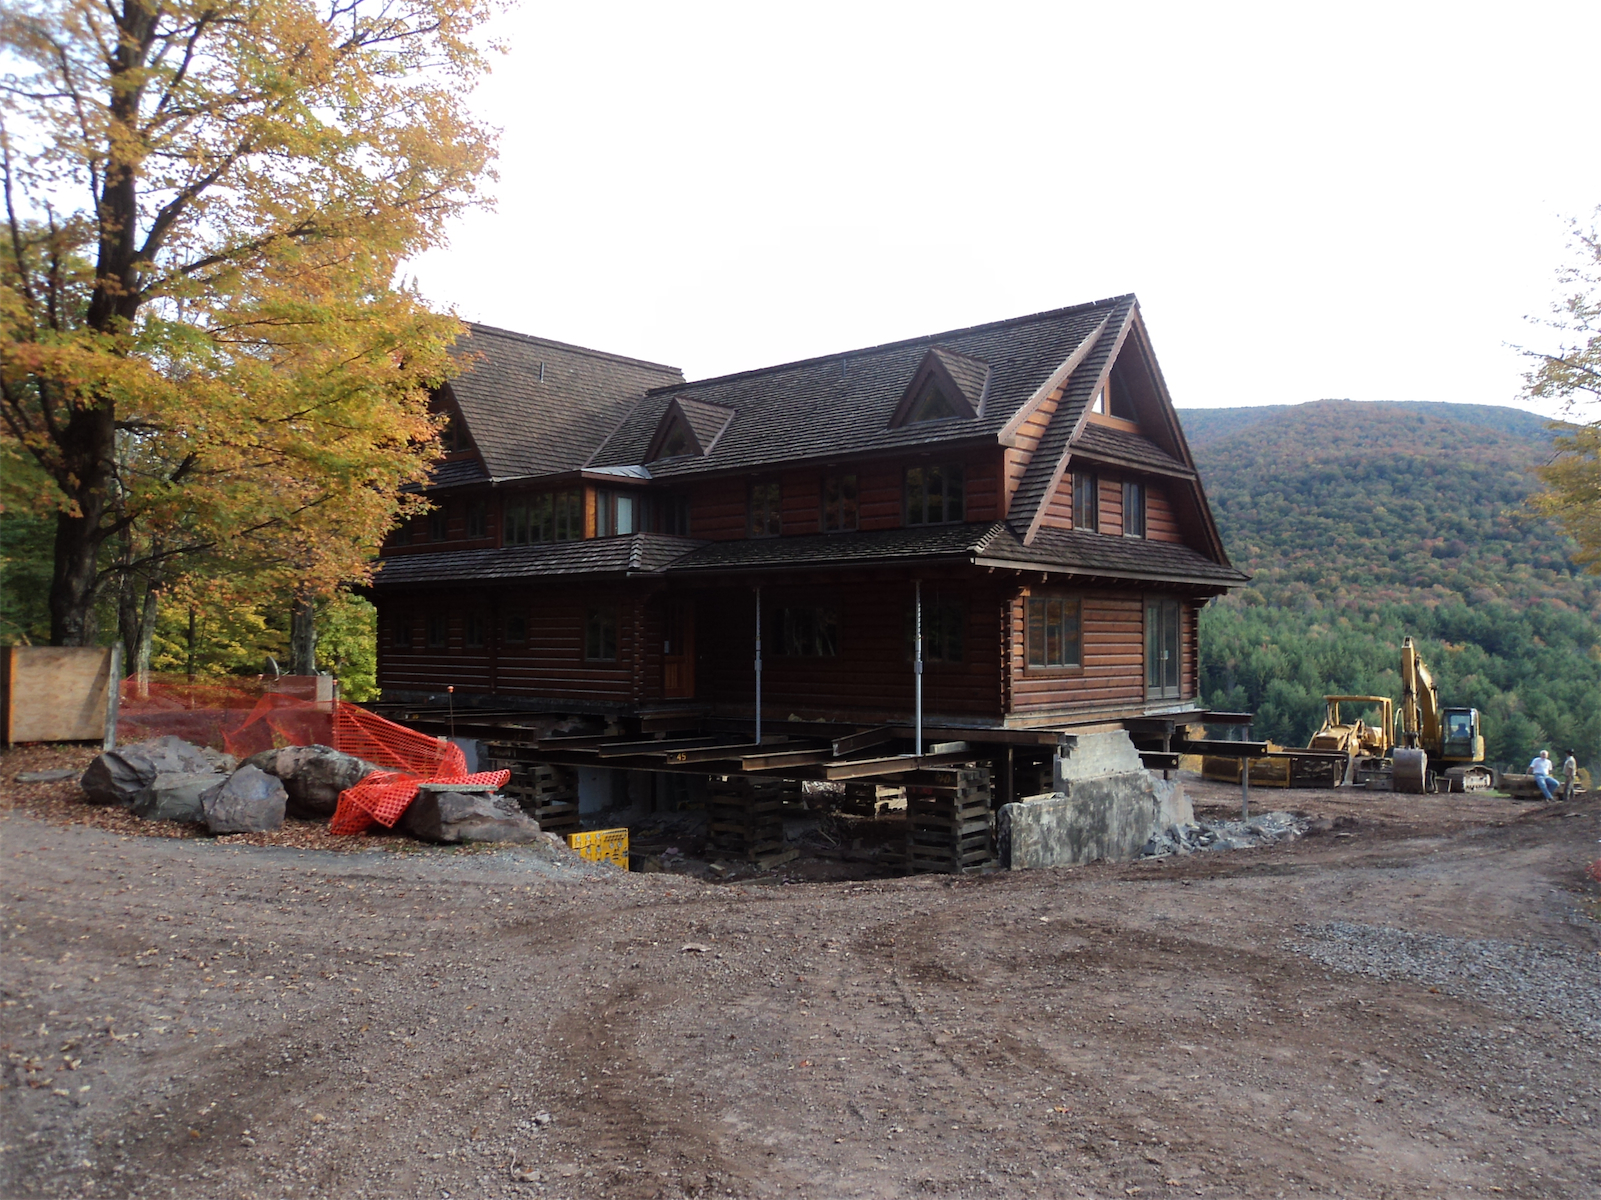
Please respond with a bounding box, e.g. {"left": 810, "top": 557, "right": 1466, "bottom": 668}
{"left": 505, "top": 489, "right": 583, "bottom": 545}
{"left": 443, "top": 413, "right": 470, "bottom": 453}
{"left": 1146, "top": 598, "right": 1181, "bottom": 699}
{"left": 427, "top": 614, "right": 448, "bottom": 649}
{"left": 905, "top": 463, "right": 965, "bottom": 526}
{"left": 653, "top": 493, "right": 691, "bottom": 536}
{"left": 1072, "top": 472, "right": 1099, "bottom": 533}
{"left": 464, "top": 614, "right": 484, "bottom": 649}
{"left": 908, "top": 597, "right": 965, "bottom": 663}
{"left": 428, "top": 505, "right": 449, "bottom": 542}
{"left": 822, "top": 472, "right": 858, "bottom": 532}
{"left": 585, "top": 607, "right": 618, "bottom": 661}
{"left": 393, "top": 616, "right": 413, "bottom": 650}
{"left": 504, "top": 613, "right": 527, "bottom": 645}
{"left": 778, "top": 607, "right": 839, "bottom": 657}
{"left": 1026, "top": 596, "right": 1082, "bottom": 668}
{"left": 907, "top": 376, "right": 962, "bottom": 423}
{"left": 465, "top": 500, "right": 486, "bottom": 539}
{"left": 596, "top": 490, "right": 638, "bottom": 537}
{"left": 1123, "top": 480, "right": 1145, "bottom": 539}
{"left": 749, "top": 480, "right": 781, "bottom": 537}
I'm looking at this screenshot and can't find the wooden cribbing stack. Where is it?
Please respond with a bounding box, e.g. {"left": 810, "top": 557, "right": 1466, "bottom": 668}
{"left": 481, "top": 744, "right": 581, "bottom": 835}
{"left": 905, "top": 766, "right": 994, "bottom": 875}
{"left": 840, "top": 781, "right": 907, "bottom": 817}
{"left": 707, "top": 777, "right": 798, "bottom": 867}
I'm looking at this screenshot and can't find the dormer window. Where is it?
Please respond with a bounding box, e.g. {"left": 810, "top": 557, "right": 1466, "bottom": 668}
{"left": 646, "top": 396, "right": 735, "bottom": 461}
{"left": 889, "top": 347, "right": 988, "bottom": 427}
{"left": 656, "top": 419, "right": 691, "bottom": 460}
{"left": 907, "top": 377, "right": 962, "bottom": 423}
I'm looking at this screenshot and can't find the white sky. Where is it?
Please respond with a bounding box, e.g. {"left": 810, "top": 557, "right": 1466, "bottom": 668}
{"left": 408, "top": 1, "right": 1601, "bottom": 418}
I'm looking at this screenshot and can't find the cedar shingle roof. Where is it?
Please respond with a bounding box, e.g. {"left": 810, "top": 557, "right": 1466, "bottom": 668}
{"left": 975, "top": 525, "right": 1247, "bottom": 585}
{"left": 372, "top": 535, "right": 704, "bottom": 587}
{"left": 588, "top": 298, "right": 1128, "bottom": 475}
{"left": 444, "top": 325, "right": 683, "bottom": 481}
{"left": 373, "top": 523, "right": 1244, "bottom": 588}
{"left": 1008, "top": 296, "right": 1136, "bottom": 535}
{"left": 1070, "top": 424, "right": 1193, "bottom": 476}
{"left": 925, "top": 347, "right": 992, "bottom": 412}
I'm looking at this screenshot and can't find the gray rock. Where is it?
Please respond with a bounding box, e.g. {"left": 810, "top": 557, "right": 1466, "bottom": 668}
{"left": 243, "top": 744, "right": 378, "bottom": 818}
{"left": 131, "top": 772, "right": 224, "bottom": 823}
{"left": 80, "top": 736, "right": 227, "bottom": 805}
{"left": 201, "top": 765, "right": 287, "bottom": 833}
{"left": 399, "top": 790, "right": 542, "bottom": 844}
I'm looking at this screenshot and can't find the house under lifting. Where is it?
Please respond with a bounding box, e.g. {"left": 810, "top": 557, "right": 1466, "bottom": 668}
{"left": 368, "top": 295, "right": 1250, "bottom": 868}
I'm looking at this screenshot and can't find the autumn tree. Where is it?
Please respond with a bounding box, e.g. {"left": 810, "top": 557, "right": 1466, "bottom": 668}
{"left": 1524, "top": 209, "right": 1601, "bottom": 572}
{"left": 0, "top": 0, "right": 499, "bottom": 646}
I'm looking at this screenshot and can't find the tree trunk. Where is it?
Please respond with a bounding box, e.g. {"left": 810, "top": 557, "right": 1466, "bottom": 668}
{"left": 290, "top": 592, "right": 317, "bottom": 675}
{"left": 49, "top": 407, "right": 116, "bottom": 645}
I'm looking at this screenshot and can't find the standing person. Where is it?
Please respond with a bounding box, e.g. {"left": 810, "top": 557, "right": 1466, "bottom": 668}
{"left": 1528, "top": 750, "right": 1560, "bottom": 801}
{"left": 1561, "top": 749, "right": 1579, "bottom": 801}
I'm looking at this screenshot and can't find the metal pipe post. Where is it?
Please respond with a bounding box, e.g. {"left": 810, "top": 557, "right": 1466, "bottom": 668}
{"left": 914, "top": 580, "right": 924, "bottom": 758}
{"left": 1241, "top": 720, "right": 1251, "bottom": 821}
{"left": 754, "top": 586, "right": 763, "bottom": 746}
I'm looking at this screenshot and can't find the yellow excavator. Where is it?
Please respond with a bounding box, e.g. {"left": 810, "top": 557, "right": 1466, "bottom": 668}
{"left": 1393, "top": 636, "right": 1493, "bottom": 793}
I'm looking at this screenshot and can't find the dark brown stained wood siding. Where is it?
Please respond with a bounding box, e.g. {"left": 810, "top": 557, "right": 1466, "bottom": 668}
{"left": 855, "top": 463, "right": 904, "bottom": 530}
{"left": 1146, "top": 485, "right": 1182, "bottom": 543}
{"left": 1098, "top": 476, "right": 1124, "bottom": 537}
{"left": 376, "top": 588, "right": 643, "bottom": 702}
{"left": 687, "top": 451, "right": 999, "bottom": 540}
{"left": 689, "top": 478, "right": 749, "bottom": 541}
{"left": 1040, "top": 475, "right": 1075, "bottom": 530}
{"left": 384, "top": 488, "right": 499, "bottom": 556}
{"left": 1007, "top": 590, "right": 1146, "bottom": 713}
{"left": 1003, "top": 384, "right": 1065, "bottom": 510}
{"left": 781, "top": 470, "right": 822, "bottom": 535}
{"left": 1185, "top": 598, "right": 1202, "bottom": 700}
{"left": 691, "top": 577, "right": 1005, "bottom": 722}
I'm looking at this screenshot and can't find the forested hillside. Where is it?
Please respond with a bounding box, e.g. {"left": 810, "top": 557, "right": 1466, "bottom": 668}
{"left": 1182, "top": 400, "right": 1600, "bottom": 771}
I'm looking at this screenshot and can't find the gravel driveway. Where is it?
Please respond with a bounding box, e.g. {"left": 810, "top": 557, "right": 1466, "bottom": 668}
{"left": 3, "top": 758, "right": 1598, "bottom": 1200}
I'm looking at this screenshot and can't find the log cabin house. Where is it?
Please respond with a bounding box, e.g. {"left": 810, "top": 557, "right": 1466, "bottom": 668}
{"left": 371, "top": 294, "right": 1247, "bottom": 807}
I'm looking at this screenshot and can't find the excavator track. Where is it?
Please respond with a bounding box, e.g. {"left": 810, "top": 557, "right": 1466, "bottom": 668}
{"left": 1443, "top": 765, "right": 1496, "bottom": 793}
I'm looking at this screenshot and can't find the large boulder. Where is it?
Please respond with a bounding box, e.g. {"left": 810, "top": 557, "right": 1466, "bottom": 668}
{"left": 131, "top": 771, "right": 225, "bottom": 823}
{"left": 201, "top": 765, "right": 287, "bottom": 833}
{"left": 243, "top": 745, "right": 378, "bottom": 818}
{"left": 80, "top": 736, "right": 232, "bottom": 806}
{"left": 399, "top": 790, "right": 542, "bottom": 844}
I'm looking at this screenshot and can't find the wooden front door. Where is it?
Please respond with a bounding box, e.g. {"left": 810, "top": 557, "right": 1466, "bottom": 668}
{"left": 663, "top": 599, "right": 696, "bottom": 699}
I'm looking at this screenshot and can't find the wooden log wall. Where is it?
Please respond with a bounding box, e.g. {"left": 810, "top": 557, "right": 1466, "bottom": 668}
{"left": 1005, "top": 588, "right": 1201, "bottom": 715}
{"left": 691, "top": 576, "right": 1006, "bottom": 722}
{"left": 377, "top": 586, "right": 645, "bottom": 704}
{"left": 685, "top": 452, "right": 1001, "bottom": 541}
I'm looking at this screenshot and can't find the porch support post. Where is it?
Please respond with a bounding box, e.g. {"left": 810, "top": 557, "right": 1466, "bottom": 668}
{"left": 914, "top": 580, "right": 923, "bottom": 758}
{"left": 754, "top": 586, "right": 763, "bottom": 746}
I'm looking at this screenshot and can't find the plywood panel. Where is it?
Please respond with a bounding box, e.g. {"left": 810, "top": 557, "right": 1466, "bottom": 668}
{"left": 2, "top": 646, "right": 115, "bottom": 744}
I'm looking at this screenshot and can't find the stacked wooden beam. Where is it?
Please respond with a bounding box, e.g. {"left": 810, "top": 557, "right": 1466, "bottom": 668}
{"left": 906, "top": 766, "right": 994, "bottom": 875}
{"left": 481, "top": 746, "right": 581, "bottom": 835}
{"left": 840, "top": 781, "right": 907, "bottom": 817}
{"left": 707, "top": 777, "right": 796, "bottom": 866}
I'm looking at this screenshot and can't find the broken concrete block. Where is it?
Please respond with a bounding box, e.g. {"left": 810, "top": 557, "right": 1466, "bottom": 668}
{"left": 80, "top": 736, "right": 226, "bottom": 805}
{"left": 244, "top": 744, "right": 377, "bottom": 818}
{"left": 399, "top": 790, "right": 541, "bottom": 844}
{"left": 131, "top": 771, "right": 225, "bottom": 823}
{"left": 201, "top": 765, "right": 287, "bottom": 833}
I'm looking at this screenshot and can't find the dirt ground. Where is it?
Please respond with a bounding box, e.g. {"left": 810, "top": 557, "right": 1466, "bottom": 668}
{"left": 2, "top": 746, "right": 1599, "bottom": 1200}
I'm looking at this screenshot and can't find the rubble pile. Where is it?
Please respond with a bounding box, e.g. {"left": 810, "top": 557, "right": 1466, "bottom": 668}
{"left": 1142, "top": 810, "right": 1311, "bottom": 858}
{"left": 77, "top": 736, "right": 549, "bottom": 846}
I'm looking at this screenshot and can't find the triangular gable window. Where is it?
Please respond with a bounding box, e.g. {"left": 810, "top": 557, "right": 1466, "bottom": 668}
{"left": 909, "top": 378, "right": 962, "bottom": 423}
{"left": 648, "top": 411, "right": 700, "bottom": 461}
{"left": 889, "top": 347, "right": 988, "bottom": 428}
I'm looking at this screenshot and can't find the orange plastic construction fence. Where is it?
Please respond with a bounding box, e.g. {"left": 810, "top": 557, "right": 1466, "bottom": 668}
{"left": 117, "top": 677, "right": 507, "bottom": 836}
